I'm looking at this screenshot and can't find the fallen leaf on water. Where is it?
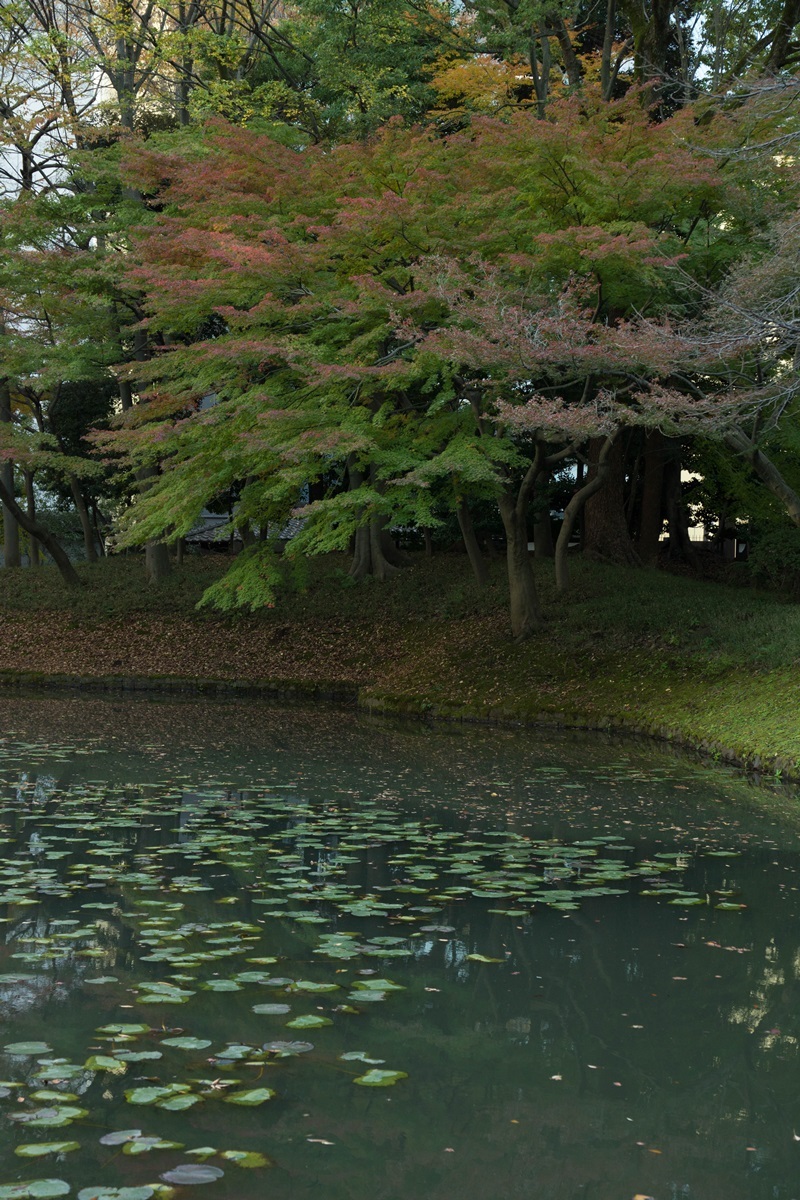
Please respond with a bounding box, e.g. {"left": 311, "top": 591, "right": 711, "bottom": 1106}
{"left": 306, "top": 1138, "right": 334, "bottom": 1146}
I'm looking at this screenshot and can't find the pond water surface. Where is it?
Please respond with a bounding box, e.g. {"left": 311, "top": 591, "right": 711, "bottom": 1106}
{"left": 0, "top": 695, "right": 798, "bottom": 1200}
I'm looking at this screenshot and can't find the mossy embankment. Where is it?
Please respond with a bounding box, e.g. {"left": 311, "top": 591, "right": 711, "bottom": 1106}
{"left": 0, "top": 552, "right": 798, "bottom": 776}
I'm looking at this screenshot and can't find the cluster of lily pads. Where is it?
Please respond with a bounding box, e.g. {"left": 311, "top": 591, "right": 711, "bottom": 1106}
{"left": 0, "top": 768, "right": 747, "bottom": 1196}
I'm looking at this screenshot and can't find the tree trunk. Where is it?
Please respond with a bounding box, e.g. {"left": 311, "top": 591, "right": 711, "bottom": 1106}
{"left": 69, "top": 475, "right": 97, "bottom": 563}
{"left": 0, "top": 473, "right": 80, "bottom": 586}
{"left": 23, "top": 469, "right": 40, "bottom": 567}
{"left": 145, "top": 540, "right": 172, "bottom": 584}
{"left": 555, "top": 433, "right": 618, "bottom": 592}
{"left": 499, "top": 494, "right": 544, "bottom": 639}
{"left": 664, "top": 453, "right": 697, "bottom": 565}
{"left": 0, "top": 380, "right": 20, "bottom": 569}
{"left": 456, "top": 498, "right": 488, "bottom": 586}
{"left": 637, "top": 429, "right": 666, "bottom": 563}
{"left": 347, "top": 459, "right": 404, "bottom": 580}
{"left": 724, "top": 427, "right": 800, "bottom": 526}
{"left": 583, "top": 435, "right": 641, "bottom": 565}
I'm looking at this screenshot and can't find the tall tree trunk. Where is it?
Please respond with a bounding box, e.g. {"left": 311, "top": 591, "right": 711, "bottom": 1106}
{"left": 637, "top": 429, "right": 666, "bottom": 563}
{"left": 0, "top": 379, "right": 20, "bottom": 569}
{"left": 456, "top": 497, "right": 488, "bottom": 586}
{"left": 664, "top": 452, "right": 697, "bottom": 565}
{"left": 0, "top": 473, "right": 80, "bottom": 586}
{"left": 69, "top": 475, "right": 97, "bottom": 563}
{"left": 555, "top": 433, "right": 618, "bottom": 591}
{"left": 498, "top": 493, "right": 544, "bottom": 639}
{"left": 583, "top": 436, "right": 640, "bottom": 565}
{"left": 22, "top": 469, "right": 40, "bottom": 567}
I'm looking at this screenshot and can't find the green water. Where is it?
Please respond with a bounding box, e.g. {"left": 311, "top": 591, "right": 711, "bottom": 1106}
{"left": 0, "top": 694, "right": 798, "bottom": 1200}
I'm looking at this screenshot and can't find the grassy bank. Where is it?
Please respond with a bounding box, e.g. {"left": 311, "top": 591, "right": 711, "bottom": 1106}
{"left": 1, "top": 552, "right": 799, "bottom": 775}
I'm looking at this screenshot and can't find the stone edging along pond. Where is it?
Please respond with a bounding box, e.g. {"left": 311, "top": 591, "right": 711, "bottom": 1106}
{"left": 0, "top": 667, "right": 797, "bottom": 784}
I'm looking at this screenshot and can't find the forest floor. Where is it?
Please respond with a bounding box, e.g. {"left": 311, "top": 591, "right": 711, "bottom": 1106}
{"left": 0, "top": 551, "right": 799, "bottom": 775}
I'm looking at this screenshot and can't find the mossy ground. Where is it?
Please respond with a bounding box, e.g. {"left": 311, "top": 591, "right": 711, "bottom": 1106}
{"left": 1, "top": 550, "right": 798, "bottom": 773}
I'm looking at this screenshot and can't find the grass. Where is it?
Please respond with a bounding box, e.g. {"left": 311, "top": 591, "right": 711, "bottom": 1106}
{"left": 1, "top": 549, "right": 799, "bottom": 774}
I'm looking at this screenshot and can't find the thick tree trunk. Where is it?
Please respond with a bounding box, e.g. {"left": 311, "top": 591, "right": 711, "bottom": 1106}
{"left": 499, "top": 494, "right": 544, "bottom": 639}
{"left": 69, "top": 475, "right": 98, "bottom": 564}
{"left": 724, "top": 427, "right": 800, "bottom": 526}
{"left": 637, "top": 429, "right": 666, "bottom": 563}
{"left": 0, "top": 473, "right": 80, "bottom": 586}
{"left": 23, "top": 469, "right": 40, "bottom": 567}
{"left": 347, "top": 459, "right": 405, "bottom": 580}
{"left": 583, "top": 436, "right": 641, "bottom": 565}
{"left": 145, "top": 540, "right": 172, "bottom": 584}
{"left": 0, "top": 380, "right": 20, "bottom": 569}
{"left": 456, "top": 498, "right": 488, "bottom": 586}
{"left": 555, "top": 433, "right": 618, "bottom": 591}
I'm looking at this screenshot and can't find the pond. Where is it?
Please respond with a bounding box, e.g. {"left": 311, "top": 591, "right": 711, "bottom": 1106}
{"left": 0, "top": 693, "right": 798, "bottom": 1200}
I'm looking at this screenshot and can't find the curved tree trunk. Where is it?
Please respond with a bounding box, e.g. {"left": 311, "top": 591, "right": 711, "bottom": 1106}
{"left": 0, "top": 472, "right": 80, "bottom": 586}
{"left": 555, "top": 432, "right": 619, "bottom": 592}
{"left": 583, "top": 435, "right": 641, "bottom": 566}
{"left": 724, "top": 427, "right": 800, "bottom": 526}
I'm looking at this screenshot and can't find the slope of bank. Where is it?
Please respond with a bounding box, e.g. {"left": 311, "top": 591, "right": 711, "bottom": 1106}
{"left": 0, "top": 553, "right": 798, "bottom": 776}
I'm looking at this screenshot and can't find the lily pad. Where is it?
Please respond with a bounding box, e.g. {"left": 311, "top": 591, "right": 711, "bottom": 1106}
{"left": 285, "top": 1015, "right": 332, "bottom": 1030}
{"left": 219, "top": 1151, "right": 271, "bottom": 1168}
{"left": 4, "top": 1043, "right": 53, "bottom": 1056}
{"left": 77, "top": 1190, "right": 154, "bottom": 1200}
{"left": 160, "top": 1037, "right": 212, "bottom": 1051}
{"left": 15, "top": 1145, "right": 80, "bottom": 1158}
{"left": 223, "top": 1088, "right": 275, "bottom": 1105}
{"left": 0, "top": 1183, "right": 71, "bottom": 1199}
{"left": 159, "top": 1166, "right": 224, "bottom": 1186}
{"left": 353, "top": 1069, "right": 408, "bottom": 1087}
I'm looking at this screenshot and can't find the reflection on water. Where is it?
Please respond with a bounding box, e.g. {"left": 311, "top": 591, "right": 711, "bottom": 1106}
{"left": 0, "top": 694, "right": 797, "bottom": 1200}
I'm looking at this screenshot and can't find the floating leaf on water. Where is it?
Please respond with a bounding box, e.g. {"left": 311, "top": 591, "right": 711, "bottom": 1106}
{"left": 466, "top": 955, "right": 504, "bottom": 963}
{"left": 0, "top": 1182, "right": 71, "bottom": 1199}
{"left": 223, "top": 1088, "right": 275, "bottom": 1106}
{"left": 98, "top": 1130, "right": 141, "bottom": 1147}
{"left": 96, "top": 1025, "right": 149, "bottom": 1036}
{"left": 353, "top": 1069, "right": 408, "bottom": 1087}
{"left": 15, "top": 1144, "right": 80, "bottom": 1158}
{"left": 288, "top": 981, "right": 339, "bottom": 994}
{"left": 160, "top": 1166, "right": 224, "bottom": 1186}
{"left": 4, "top": 1043, "right": 52, "bottom": 1056}
{"left": 122, "top": 1137, "right": 183, "bottom": 1155}
{"left": 124, "top": 1086, "right": 188, "bottom": 1106}
{"left": 219, "top": 1151, "right": 271, "bottom": 1168}
{"left": 252, "top": 1004, "right": 290, "bottom": 1016}
{"left": 160, "top": 1038, "right": 212, "bottom": 1051}
{"left": 285, "top": 1015, "right": 332, "bottom": 1029}
{"left": 262, "top": 1041, "right": 313, "bottom": 1056}
{"left": 77, "top": 1189, "right": 154, "bottom": 1200}
{"left": 350, "top": 979, "right": 404, "bottom": 992}
{"left": 156, "top": 1094, "right": 202, "bottom": 1112}
{"left": 339, "top": 1052, "right": 385, "bottom": 1064}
